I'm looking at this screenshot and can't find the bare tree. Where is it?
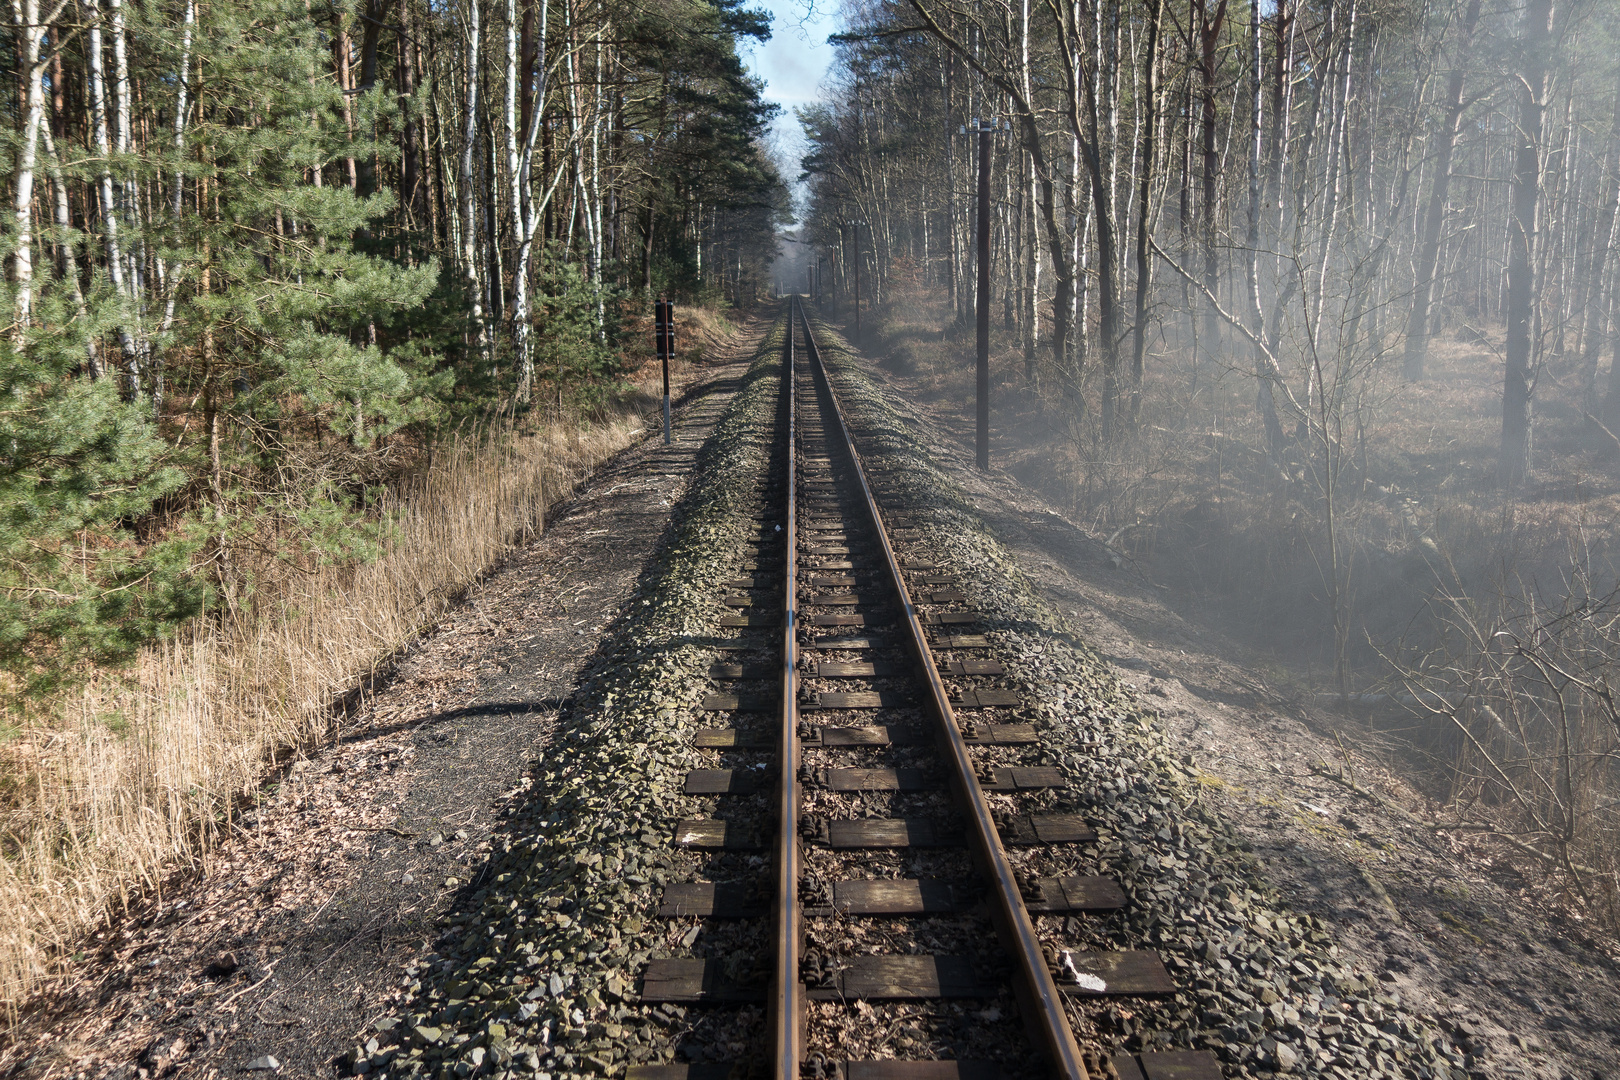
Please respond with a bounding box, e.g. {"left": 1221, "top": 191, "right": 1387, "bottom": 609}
{"left": 460, "top": 0, "right": 488, "bottom": 364}
{"left": 1401, "top": 0, "right": 1483, "bottom": 382}
{"left": 1502, "top": 0, "right": 1555, "bottom": 484}
{"left": 1577, "top": 63, "right": 1620, "bottom": 401}
{"left": 1127, "top": 0, "right": 1164, "bottom": 425}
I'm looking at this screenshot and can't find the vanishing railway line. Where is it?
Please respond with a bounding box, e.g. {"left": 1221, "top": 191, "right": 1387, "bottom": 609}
{"left": 629, "top": 300, "right": 1223, "bottom": 1080}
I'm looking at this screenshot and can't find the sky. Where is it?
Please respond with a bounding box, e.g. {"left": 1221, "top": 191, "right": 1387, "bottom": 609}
{"left": 741, "top": 0, "right": 843, "bottom": 217}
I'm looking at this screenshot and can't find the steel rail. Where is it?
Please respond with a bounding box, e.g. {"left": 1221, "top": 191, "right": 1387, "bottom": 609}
{"left": 796, "top": 303, "right": 1091, "bottom": 1080}
{"left": 769, "top": 298, "right": 804, "bottom": 1079}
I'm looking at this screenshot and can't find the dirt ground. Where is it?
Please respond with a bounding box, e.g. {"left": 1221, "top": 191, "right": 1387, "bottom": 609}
{"left": 5, "top": 303, "right": 1619, "bottom": 1080}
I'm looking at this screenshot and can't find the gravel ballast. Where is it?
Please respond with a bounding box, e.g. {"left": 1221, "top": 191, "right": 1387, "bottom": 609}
{"left": 369, "top": 305, "right": 1478, "bottom": 1080}
{"left": 369, "top": 312, "right": 793, "bottom": 1079}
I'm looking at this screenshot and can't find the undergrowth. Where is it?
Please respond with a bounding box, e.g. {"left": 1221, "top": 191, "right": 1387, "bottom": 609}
{"left": 0, "top": 312, "right": 722, "bottom": 1005}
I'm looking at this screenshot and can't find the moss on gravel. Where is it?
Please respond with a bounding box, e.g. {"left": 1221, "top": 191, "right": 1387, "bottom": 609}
{"left": 368, "top": 311, "right": 790, "bottom": 1080}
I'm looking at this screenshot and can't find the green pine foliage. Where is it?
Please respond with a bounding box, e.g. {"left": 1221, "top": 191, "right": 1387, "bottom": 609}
{"left": 152, "top": 0, "right": 441, "bottom": 443}
{"left": 0, "top": 0, "right": 440, "bottom": 697}
{"left": 0, "top": 0, "right": 787, "bottom": 702}
{"left": 0, "top": 337, "right": 204, "bottom": 696}
{"left": 533, "top": 253, "right": 626, "bottom": 408}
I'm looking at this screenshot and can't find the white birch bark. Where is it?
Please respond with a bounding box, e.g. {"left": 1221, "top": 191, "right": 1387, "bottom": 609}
{"left": 504, "top": 0, "right": 525, "bottom": 393}
{"left": 1303, "top": 0, "right": 1358, "bottom": 418}
{"left": 110, "top": 0, "right": 154, "bottom": 395}
{"left": 110, "top": 0, "right": 133, "bottom": 259}
{"left": 505, "top": 0, "right": 521, "bottom": 259}
{"left": 9, "top": 0, "right": 69, "bottom": 327}
{"left": 588, "top": 22, "right": 606, "bottom": 335}
{"left": 461, "top": 0, "right": 488, "bottom": 362}
{"left": 512, "top": 0, "right": 560, "bottom": 402}
{"left": 85, "top": 0, "right": 140, "bottom": 385}
{"left": 563, "top": 11, "right": 582, "bottom": 255}
{"left": 1017, "top": 0, "right": 1040, "bottom": 358}
{"left": 1245, "top": 4, "right": 1283, "bottom": 449}
{"left": 152, "top": 0, "right": 195, "bottom": 416}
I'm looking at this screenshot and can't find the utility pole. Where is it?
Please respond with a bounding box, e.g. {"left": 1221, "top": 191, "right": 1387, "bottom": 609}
{"left": 961, "top": 118, "right": 1005, "bottom": 471}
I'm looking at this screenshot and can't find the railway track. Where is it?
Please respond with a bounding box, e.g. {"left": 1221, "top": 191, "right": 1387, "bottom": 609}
{"left": 630, "top": 300, "right": 1224, "bottom": 1080}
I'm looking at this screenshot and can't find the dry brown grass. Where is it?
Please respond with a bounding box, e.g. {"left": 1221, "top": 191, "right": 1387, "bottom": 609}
{"left": 0, "top": 369, "right": 685, "bottom": 1007}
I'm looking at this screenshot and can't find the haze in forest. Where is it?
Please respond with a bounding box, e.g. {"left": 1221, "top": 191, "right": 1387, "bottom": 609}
{"left": 745, "top": 0, "right": 843, "bottom": 210}
{"left": 791, "top": 0, "right": 1620, "bottom": 934}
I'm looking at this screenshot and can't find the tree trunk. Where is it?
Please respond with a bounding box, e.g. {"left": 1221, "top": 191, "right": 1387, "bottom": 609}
{"left": 1402, "top": 0, "right": 1481, "bottom": 381}
{"left": 904, "top": 0, "right": 1074, "bottom": 378}
{"left": 10, "top": 0, "right": 54, "bottom": 328}
{"left": 588, "top": 28, "right": 607, "bottom": 333}
{"left": 1606, "top": 260, "right": 1620, "bottom": 424}
{"left": 1078, "top": 77, "right": 1123, "bottom": 438}
{"left": 356, "top": 0, "right": 390, "bottom": 197}
{"left": 511, "top": 0, "right": 552, "bottom": 403}
{"left": 1502, "top": 0, "right": 1554, "bottom": 484}
{"left": 1245, "top": 0, "right": 1284, "bottom": 450}
{"left": 460, "top": 0, "right": 488, "bottom": 362}
{"left": 1019, "top": 0, "right": 1033, "bottom": 375}
{"left": 1578, "top": 63, "right": 1620, "bottom": 398}
{"left": 85, "top": 0, "right": 140, "bottom": 389}
{"left": 335, "top": 20, "right": 359, "bottom": 188}
{"left": 1027, "top": 165, "right": 1041, "bottom": 379}
{"left": 1195, "top": 0, "right": 1229, "bottom": 354}
{"left": 110, "top": 0, "right": 138, "bottom": 318}
{"left": 641, "top": 199, "right": 655, "bottom": 294}
{"left": 505, "top": 0, "right": 522, "bottom": 307}
{"left": 1128, "top": 0, "right": 1164, "bottom": 426}
{"left": 400, "top": 0, "right": 422, "bottom": 223}
{"left": 1266, "top": 0, "right": 1292, "bottom": 214}
{"left": 519, "top": 0, "right": 535, "bottom": 144}
{"left": 152, "top": 0, "right": 195, "bottom": 418}
{"left": 942, "top": 50, "right": 957, "bottom": 314}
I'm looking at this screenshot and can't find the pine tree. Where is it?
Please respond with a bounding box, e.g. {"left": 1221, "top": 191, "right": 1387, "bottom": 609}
{"left": 0, "top": 325, "right": 202, "bottom": 696}
{"left": 0, "top": 0, "right": 786, "bottom": 695}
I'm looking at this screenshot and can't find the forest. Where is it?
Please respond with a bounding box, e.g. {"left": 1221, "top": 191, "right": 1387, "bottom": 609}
{"left": 796, "top": 0, "right": 1620, "bottom": 931}
{"left": 0, "top": 0, "right": 785, "bottom": 996}
{"left": 3, "top": 0, "right": 788, "bottom": 691}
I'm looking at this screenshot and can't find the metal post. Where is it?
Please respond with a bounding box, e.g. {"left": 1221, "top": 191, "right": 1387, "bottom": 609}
{"left": 657, "top": 296, "right": 673, "bottom": 444}
{"left": 976, "top": 122, "right": 992, "bottom": 472}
